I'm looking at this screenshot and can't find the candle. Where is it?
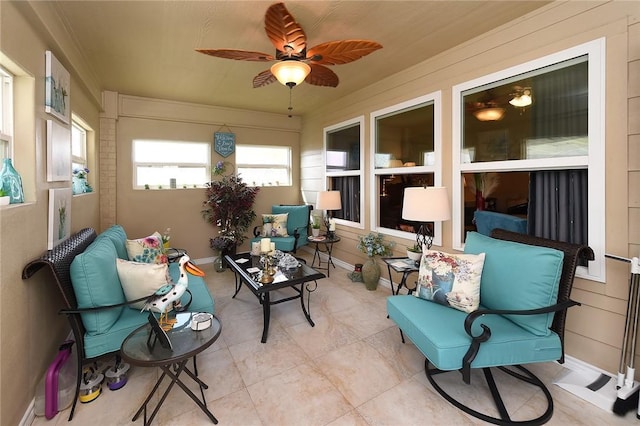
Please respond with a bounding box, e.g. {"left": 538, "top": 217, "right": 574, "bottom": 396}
{"left": 270, "top": 242, "right": 276, "bottom": 254}
{"left": 329, "top": 219, "right": 336, "bottom": 231}
{"left": 251, "top": 241, "right": 261, "bottom": 256}
{"left": 260, "top": 238, "right": 271, "bottom": 253}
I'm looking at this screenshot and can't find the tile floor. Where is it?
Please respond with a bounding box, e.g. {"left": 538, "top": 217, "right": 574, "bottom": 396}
{"left": 34, "top": 252, "right": 637, "bottom": 425}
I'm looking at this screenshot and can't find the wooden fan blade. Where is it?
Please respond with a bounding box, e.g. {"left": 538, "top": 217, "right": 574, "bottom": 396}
{"left": 196, "top": 49, "right": 273, "bottom": 62}
{"left": 307, "top": 40, "right": 382, "bottom": 65}
{"left": 253, "top": 69, "right": 277, "bottom": 88}
{"left": 306, "top": 64, "right": 339, "bottom": 87}
{"left": 264, "top": 3, "right": 307, "bottom": 57}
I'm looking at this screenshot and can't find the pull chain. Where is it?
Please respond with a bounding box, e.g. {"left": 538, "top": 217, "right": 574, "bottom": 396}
{"left": 288, "top": 87, "right": 294, "bottom": 117}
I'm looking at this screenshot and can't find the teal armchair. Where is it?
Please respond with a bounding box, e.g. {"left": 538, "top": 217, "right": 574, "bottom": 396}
{"left": 252, "top": 205, "right": 312, "bottom": 253}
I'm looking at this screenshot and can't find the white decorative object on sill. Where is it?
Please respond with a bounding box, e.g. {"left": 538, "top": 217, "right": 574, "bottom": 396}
{"left": 0, "top": 196, "right": 9, "bottom": 206}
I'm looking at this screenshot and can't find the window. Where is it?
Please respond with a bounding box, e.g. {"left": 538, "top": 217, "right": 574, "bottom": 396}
{"left": 71, "top": 119, "right": 87, "bottom": 172}
{"left": 452, "top": 38, "right": 605, "bottom": 282}
{"left": 371, "top": 92, "right": 443, "bottom": 243}
{"left": 324, "top": 117, "right": 364, "bottom": 227}
{"left": 236, "top": 145, "right": 291, "bottom": 186}
{"left": 133, "top": 140, "right": 210, "bottom": 189}
{"left": 0, "top": 66, "right": 13, "bottom": 161}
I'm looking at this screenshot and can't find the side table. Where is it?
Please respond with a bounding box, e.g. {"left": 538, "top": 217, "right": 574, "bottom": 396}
{"left": 120, "top": 312, "right": 221, "bottom": 425}
{"left": 382, "top": 257, "right": 420, "bottom": 295}
{"left": 310, "top": 235, "right": 340, "bottom": 277}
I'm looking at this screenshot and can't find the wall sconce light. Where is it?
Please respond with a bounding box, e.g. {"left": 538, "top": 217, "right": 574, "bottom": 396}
{"left": 509, "top": 87, "right": 533, "bottom": 108}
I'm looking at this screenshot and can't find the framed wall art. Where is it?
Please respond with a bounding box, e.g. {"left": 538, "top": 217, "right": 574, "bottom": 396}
{"left": 45, "top": 50, "right": 70, "bottom": 124}
{"left": 47, "top": 119, "right": 71, "bottom": 181}
{"left": 48, "top": 188, "right": 72, "bottom": 249}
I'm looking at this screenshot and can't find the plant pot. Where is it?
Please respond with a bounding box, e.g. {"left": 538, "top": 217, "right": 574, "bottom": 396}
{"left": 0, "top": 196, "right": 9, "bottom": 206}
{"left": 361, "top": 258, "right": 381, "bottom": 291}
{"left": 311, "top": 228, "right": 320, "bottom": 237}
{"left": 406, "top": 250, "right": 422, "bottom": 262}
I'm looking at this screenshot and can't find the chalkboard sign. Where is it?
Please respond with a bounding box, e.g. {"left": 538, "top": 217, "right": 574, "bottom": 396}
{"left": 214, "top": 132, "right": 235, "bottom": 158}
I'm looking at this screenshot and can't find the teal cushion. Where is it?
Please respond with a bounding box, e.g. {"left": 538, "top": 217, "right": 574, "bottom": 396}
{"left": 387, "top": 295, "right": 562, "bottom": 371}
{"left": 272, "top": 205, "right": 310, "bottom": 248}
{"left": 464, "top": 232, "right": 564, "bottom": 336}
{"left": 70, "top": 236, "right": 125, "bottom": 335}
{"left": 474, "top": 210, "right": 527, "bottom": 236}
{"left": 100, "top": 224, "right": 128, "bottom": 260}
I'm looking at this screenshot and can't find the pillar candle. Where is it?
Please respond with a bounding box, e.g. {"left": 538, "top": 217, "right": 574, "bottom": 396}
{"left": 329, "top": 219, "right": 336, "bottom": 231}
{"left": 260, "top": 238, "right": 271, "bottom": 252}
{"left": 251, "top": 241, "right": 261, "bottom": 256}
{"left": 270, "top": 242, "right": 276, "bottom": 254}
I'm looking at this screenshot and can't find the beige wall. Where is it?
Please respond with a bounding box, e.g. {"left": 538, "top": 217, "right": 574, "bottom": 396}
{"left": 111, "top": 94, "right": 303, "bottom": 259}
{"left": 300, "top": 1, "right": 640, "bottom": 375}
{"left": 0, "top": 1, "right": 102, "bottom": 424}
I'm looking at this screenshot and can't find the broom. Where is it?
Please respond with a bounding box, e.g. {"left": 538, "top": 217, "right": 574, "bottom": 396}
{"left": 610, "top": 255, "right": 640, "bottom": 416}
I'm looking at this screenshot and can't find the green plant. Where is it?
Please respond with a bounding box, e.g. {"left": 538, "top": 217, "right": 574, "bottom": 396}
{"left": 311, "top": 216, "right": 321, "bottom": 229}
{"left": 0, "top": 188, "right": 7, "bottom": 197}
{"left": 357, "top": 232, "right": 395, "bottom": 258}
{"left": 263, "top": 215, "right": 276, "bottom": 224}
{"left": 407, "top": 244, "right": 421, "bottom": 253}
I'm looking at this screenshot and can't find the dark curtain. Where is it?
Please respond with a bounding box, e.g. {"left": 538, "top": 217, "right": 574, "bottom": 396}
{"left": 528, "top": 169, "right": 588, "bottom": 248}
{"left": 331, "top": 176, "right": 360, "bottom": 223}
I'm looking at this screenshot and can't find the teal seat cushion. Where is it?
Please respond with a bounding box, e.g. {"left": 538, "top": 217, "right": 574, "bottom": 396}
{"left": 70, "top": 236, "right": 125, "bottom": 335}
{"left": 387, "top": 295, "right": 562, "bottom": 371}
{"left": 168, "top": 263, "right": 216, "bottom": 315}
{"left": 100, "top": 224, "right": 128, "bottom": 260}
{"left": 474, "top": 210, "right": 528, "bottom": 236}
{"left": 464, "top": 232, "right": 564, "bottom": 336}
{"left": 272, "top": 205, "right": 310, "bottom": 249}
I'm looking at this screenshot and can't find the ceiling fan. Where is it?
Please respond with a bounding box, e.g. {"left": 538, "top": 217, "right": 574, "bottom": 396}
{"left": 195, "top": 2, "right": 382, "bottom": 90}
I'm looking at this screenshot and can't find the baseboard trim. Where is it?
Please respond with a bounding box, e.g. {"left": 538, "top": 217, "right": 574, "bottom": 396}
{"left": 20, "top": 399, "right": 35, "bottom": 426}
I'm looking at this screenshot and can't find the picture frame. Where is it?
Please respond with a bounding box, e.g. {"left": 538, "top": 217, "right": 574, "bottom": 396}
{"left": 48, "top": 188, "right": 72, "bottom": 250}
{"left": 45, "top": 51, "right": 70, "bottom": 124}
{"left": 46, "top": 119, "right": 71, "bottom": 182}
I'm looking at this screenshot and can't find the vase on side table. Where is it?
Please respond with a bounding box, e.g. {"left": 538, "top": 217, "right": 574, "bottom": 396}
{"left": 213, "top": 251, "right": 225, "bottom": 273}
{"left": 361, "top": 257, "right": 381, "bottom": 291}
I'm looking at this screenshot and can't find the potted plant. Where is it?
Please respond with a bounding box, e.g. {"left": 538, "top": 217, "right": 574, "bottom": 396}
{"left": 201, "top": 161, "right": 260, "bottom": 255}
{"left": 0, "top": 188, "right": 9, "bottom": 206}
{"left": 356, "top": 232, "right": 395, "bottom": 290}
{"left": 311, "top": 215, "right": 321, "bottom": 237}
{"left": 407, "top": 244, "right": 422, "bottom": 262}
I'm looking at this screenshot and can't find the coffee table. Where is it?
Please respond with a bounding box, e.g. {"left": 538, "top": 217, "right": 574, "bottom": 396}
{"left": 224, "top": 252, "right": 325, "bottom": 343}
{"left": 120, "top": 312, "right": 221, "bottom": 425}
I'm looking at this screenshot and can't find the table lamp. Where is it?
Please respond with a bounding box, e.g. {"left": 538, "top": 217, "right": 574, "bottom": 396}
{"left": 402, "top": 186, "right": 451, "bottom": 250}
{"left": 316, "top": 190, "right": 342, "bottom": 238}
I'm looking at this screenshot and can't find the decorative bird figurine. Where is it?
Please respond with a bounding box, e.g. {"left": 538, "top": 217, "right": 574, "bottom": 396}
{"left": 143, "top": 255, "right": 205, "bottom": 329}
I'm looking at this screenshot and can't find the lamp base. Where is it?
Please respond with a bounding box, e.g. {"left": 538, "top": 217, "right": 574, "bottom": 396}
{"left": 416, "top": 223, "right": 434, "bottom": 250}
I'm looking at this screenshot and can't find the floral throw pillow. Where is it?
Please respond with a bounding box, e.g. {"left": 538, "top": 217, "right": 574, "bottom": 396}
{"left": 125, "top": 232, "right": 168, "bottom": 264}
{"left": 414, "top": 249, "right": 485, "bottom": 313}
{"left": 262, "top": 213, "right": 289, "bottom": 237}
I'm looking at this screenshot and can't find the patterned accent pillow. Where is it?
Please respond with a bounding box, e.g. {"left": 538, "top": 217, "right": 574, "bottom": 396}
{"left": 125, "top": 231, "right": 168, "bottom": 264}
{"left": 263, "top": 213, "right": 289, "bottom": 237}
{"left": 414, "top": 249, "right": 485, "bottom": 313}
{"left": 116, "top": 259, "right": 170, "bottom": 309}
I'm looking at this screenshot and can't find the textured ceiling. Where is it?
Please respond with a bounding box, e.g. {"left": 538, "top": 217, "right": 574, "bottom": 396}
{"left": 50, "top": 1, "right": 549, "bottom": 116}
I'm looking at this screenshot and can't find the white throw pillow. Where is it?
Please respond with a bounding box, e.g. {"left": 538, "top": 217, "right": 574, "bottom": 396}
{"left": 116, "top": 258, "right": 170, "bottom": 309}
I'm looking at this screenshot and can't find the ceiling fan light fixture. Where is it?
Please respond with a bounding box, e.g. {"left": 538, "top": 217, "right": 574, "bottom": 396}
{"left": 509, "top": 88, "right": 533, "bottom": 108}
{"left": 270, "top": 61, "right": 311, "bottom": 87}
{"left": 473, "top": 107, "right": 506, "bottom": 121}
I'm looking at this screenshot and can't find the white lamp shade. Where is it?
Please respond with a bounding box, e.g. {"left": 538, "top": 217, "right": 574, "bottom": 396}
{"left": 473, "top": 107, "right": 505, "bottom": 121}
{"left": 270, "top": 61, "right": 311, "bottom": 86}
{"left": 316, "top": 190, "right": 342, "bottom": 211}
{"left": 402, "top": 187, "right": 451, "bottom": 222}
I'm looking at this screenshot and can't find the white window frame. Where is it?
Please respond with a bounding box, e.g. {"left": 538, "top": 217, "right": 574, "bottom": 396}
{"left": 452, "top": 38, "right": 605, "bottom": 282}
{"left": 132, "top": 139, "right": 211, "bottom": 189}
{"left": 370, "top": 91, "right": 443, "bottom": 244}
{"left": 236, "top": 144, "right": 292, "bottom": 187}
{"left": 323, "top": 116, "right": 365, "bottom": 229}
{"left": 0, "top": 66, "right": 13, "bottom": 161}
{"left": 71, "top": 116, "right": 88, "bottom": 171}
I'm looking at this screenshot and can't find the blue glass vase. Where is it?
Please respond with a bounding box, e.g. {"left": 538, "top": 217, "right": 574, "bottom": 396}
{"left": 0, "top": 158, "right": 24, "bottom": 204}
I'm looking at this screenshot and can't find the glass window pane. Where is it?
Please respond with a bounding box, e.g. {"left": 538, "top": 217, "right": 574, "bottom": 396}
{"left": 237, "top": 146, "right": 290, "bottom": 166}
{"left": 462, "top": 57, "right": 588, "bottom": 163}
{"left": 136, "top": 166, "right": 208, "bottom": 188}
{"left": 329, "top": 176, "right": 361, "bottom": 223}
{"left": 326, "top": 124, "right": 360, "bottom": 171}
{"left": 134, "top": 140, "right": 209, "bottom": 164}
{"left": 378, "top": 173, "right": 434, "bottom": 230}
{"left": 375, "top": 103, "right": 434, "bottom": 168}
{"left": 235, "top": 145, "right": 292, "bottom": 186}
